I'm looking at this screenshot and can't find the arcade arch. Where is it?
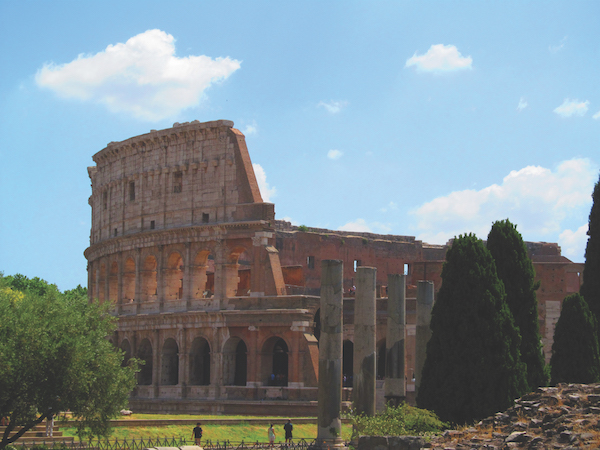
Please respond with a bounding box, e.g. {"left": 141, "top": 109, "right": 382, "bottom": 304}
{"left": 189, "top": 337, "right": 211, "bottom": 385}
{"left": 223, "top": 337, "right": 247, "bottom": 386}
{"left": 138, "top": 339, "right": 153, "bottom": 385}
{"left": 262, "top": 337, "right": 289, "bottom": 386}
{"left": 141, "top": 256, "right": 157, "bottom": 302}
{"left": 343, "top": 340, "right": 354, "bottom": 387}
{"left": 108, "top": 261, "right": 119, "bottom": 303}
{"left": 165, "top": 252, "right": 184, "bottom": 300}
{"left": 192, "top": 250, "right": 214, "bottom": 299}
{"left": 161, "top": 338, "right": 179, "bottom": 385}
{"left": 120, "top": 339, "right": 132, "bottom": 367}
{"left": 123, "top": 257, "right": 135, "bottom": 302}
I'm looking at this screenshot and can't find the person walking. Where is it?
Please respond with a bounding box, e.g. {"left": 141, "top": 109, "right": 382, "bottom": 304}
{"left": 283, "top": 419, "right": 293, "bottom": 445}
{"left": 268, "top": 423, "right": 276, "bottom": 448}
{"left": 192, "top": 422, "right": 203, "bottom": 445}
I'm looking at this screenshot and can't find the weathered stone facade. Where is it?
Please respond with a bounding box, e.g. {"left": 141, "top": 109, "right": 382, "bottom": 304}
{"left": 85, "top": 120, "right": 583, "bottom": 414}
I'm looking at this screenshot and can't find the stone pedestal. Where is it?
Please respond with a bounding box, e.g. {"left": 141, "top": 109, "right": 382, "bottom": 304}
{"left": 415, "top": 281, "right": 434, "bottom": 397}
{"left": 353, "top": 266, "right": 376, "bottom": 416}
{"left": 384, "top": 274, "right": 405, "bottom": 405}
{"left": 316, "top": 260, "right": 346, "bottom": 448}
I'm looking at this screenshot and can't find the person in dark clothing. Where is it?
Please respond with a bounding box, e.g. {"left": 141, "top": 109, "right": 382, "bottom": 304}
{"left": 283, "top": 419, "right": 293, "bottom": 444}
{"left": 192, "top": 422, "right": 203, "bottom": 445}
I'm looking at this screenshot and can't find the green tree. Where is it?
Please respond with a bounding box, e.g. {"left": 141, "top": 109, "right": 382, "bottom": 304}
{"left": 550, "top": 293, "right": 600, "bottom": 384}
{"left": 0, "top": 274, "right": 138, "bottom": 449}
{"left": 417, "top": 234, "right": 527, "bottom": 425}
{"left": 581, "top": 173, "right": 600, "bottom": 325}
{"left": 487, "top": 219, "right": 548, "bottom": 391}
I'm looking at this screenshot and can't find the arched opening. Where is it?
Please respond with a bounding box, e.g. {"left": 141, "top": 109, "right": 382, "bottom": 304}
{"left": 161, "top": 338, "right": 179, "bottom": 385}
{"left": 223, "top": 337, "right": 247, "bottom": 386}
{"left": 138, "top": 339, "right": 153, "bottom": 385}
{"left": 108, "top": 261, "right": 119, "bottom": 303}
{"left": 224, "top": 247, "right": 244, "bottom": 298}
{"left": 192, "top": 250, "right": 214, "bottom": 299}
{"left": 98, "top": 264, "right": 106, "bottom": 303}
{"left": 165, "top": 252, "right": 184, "bottom": 300}
{"left": 189, "top": 337, "right": 211, "bottom": 385}
{"left": 236, "top": 249, "right": 252, "bottom": 296}
{"left": 141, "top": 256, "right": 157, "bottom": 302}
{"left": 343, "top": 340, "right": 354, "bottom": 387}
{"left": 122, "top": 257, "right": 136, "bottom": 302}
{"left": 262, "top": 337, "right": 289, "bottom": 386}
{"left": 120, "top": 339, "right": 132, "bottom": 367}
{"left": 377, "top": 340, "right": 386, "bottom": 380}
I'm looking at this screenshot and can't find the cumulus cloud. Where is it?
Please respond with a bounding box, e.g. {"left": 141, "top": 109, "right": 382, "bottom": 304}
{"left": 328, "top": 149, "right": 343, "bottom": 160}
{"left": 252, "top": 163, "right": 276, "bottom": 202}
{"left": 593, "top": 110, "right": 600, "bottom": 120}
{"left": 410, "top": 158, "right": 597, "bottom": 252}
{"left": 517, "top": 97, "right": 528, "bottom": 111}
{"left": 553, "top": 99, "right": 589, "bottom": 118}
{"left": 405, "top": 44, "right": 472, "bottom": 73}
{"left": 318, "top": 100, "right": 348, "bottom": 114}
{"left": 35, "top": 29, "right": 241, "bottom": 121}
{"left": 559, "top": 224, "right": 589, "bottom": 262}
{"left": 338, "top": 219, "right": 392, "bottom": 234}
{"left": 380, "top": 201, "right": 398, "bottom": 213}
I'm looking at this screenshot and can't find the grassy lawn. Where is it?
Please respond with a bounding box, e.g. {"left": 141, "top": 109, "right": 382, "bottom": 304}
{"left": 59, "top": 418, "right": 353, "bottom": 443}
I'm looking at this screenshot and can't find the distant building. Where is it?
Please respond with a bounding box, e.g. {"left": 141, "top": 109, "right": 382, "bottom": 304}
{"left": 85, "top": 120, "right": 582, "bottom": 414}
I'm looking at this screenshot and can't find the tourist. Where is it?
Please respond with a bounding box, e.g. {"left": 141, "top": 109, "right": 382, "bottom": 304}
{"left": 45, "top": 413, "right": 54, "bottom": 437}
{"left": 192, "top": 422, "right": 203, "bottom": 445}
{"left": 283, "top": 419, "right": 293, "bottom": 444}
{"left": 268, "top": 423, "right": 275, "bottom": 448}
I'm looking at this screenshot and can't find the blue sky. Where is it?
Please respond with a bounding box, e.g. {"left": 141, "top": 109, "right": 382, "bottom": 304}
{"left": 1, "top": 1, "right": 598, "bottom": 291}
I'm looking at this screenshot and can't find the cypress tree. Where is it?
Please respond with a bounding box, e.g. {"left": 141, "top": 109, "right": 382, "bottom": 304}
{"left": 417, "top": 234, "right": 527, "bottom": 425}
{"left": 487, "top": 219, "right": 548, "bottom": 391}
{"left": 550, "top": 293, "right": 600, "bottom": 384}
{"left": 581, "top": 173, "right": 600, "bottom": 325}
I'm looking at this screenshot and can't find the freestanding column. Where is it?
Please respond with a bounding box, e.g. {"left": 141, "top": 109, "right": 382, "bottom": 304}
{"left": 385, "top": 274, "right": 406, "bottom": 405}
{"left": 415, "top": 281, "right": 434, "bottom": 396}
{"left": 353, "top": 266, "right": 377, "bottom": 416}
{"left": 317, "top": 260, "right": 345, "bottom": 448}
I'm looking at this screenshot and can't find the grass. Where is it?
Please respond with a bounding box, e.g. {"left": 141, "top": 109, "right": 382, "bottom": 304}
{"left": 59, "top": 418, "right": 353, "bottom": 443}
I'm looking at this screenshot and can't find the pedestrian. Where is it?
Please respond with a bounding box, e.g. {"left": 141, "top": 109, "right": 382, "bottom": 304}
{"left": 283, "top": 419, "right": 293, "bottom": 444}
{"left": 45, "top": 413, "right": 54, "bottom": 437}
{"left": 268, "top": 423, "right": 275, "bottom": 448}
{"left": 192, "top": 422, "right": 203, "bottom": 445}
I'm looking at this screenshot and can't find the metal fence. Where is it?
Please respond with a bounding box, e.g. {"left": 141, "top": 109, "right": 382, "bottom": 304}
{"left": 8, "top": 437, "right": 319, "bottom": 450}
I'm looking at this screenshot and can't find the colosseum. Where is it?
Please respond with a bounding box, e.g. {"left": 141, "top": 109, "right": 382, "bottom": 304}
{"left": 85, "top": 119, "right": 583, "bottom": 414}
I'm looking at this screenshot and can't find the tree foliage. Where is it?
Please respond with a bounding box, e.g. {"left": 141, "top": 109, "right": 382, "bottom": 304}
{"left": 581, "top": 173, "right": 600, "bottom": 325}
{"left": 487, "top": 219, "right": 548, "bottom": 391}
{"left": 0, "top": 274, "right": 138, "bottom": 449}
{"left": 550, "top": 293, "right": 600, "bottom": 384}
{"left": 417, "top": 234, "right": 527, "bottom": 425}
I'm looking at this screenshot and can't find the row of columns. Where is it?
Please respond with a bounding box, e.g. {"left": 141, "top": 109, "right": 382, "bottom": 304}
{"left": 317, "top": 261, "right": 434, "bottom": 449}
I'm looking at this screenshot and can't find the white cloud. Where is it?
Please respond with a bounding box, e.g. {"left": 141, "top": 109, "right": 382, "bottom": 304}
{"left": 35, "top": 29, "right": 241, "bottom": 121}
{"left": 593, "top": 110, "right": 600, "bottom": 120}
{"left": 252, "top": 163, "right": 276, "bottom": 202}
{"left": 410, "top": 158, "right": 597, "bottom": 255}
{"left": 559, "top": 224, "right": 588, "bottom": 262}
{"left": 380, "top": 201, "right": 398, "bottom": 213}
{"left": 549, "top": 36, "right": 568, "bottom": 53}
{"left": 405, "top": 44, "right": 472, "bottom": 73}
{"left": 517, "top": 97, "right": 528, "bottom": 112}
{"left": 243, "top": 122, "right": 258, "bottom": 135}
{"left": 338, "top": 219, "right": 392, "bottom": 234}
{"left": 318, "top": 100, "right": 348, "bottom": 114}
{"left": 553, "top": 99, "right": 589, "bottom": 118}
{"left": 327, "top": 149, "right": 343, "bottom": 160}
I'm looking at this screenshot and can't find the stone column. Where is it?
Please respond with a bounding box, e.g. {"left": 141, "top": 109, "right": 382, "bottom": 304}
{"left": 385, "top": 274, "right": 406, "bottom": 405}
{"left": 184, "top": 243, "right": 192, "bottom": 308}
{"left": 415, "top": 281, "right": 434, "bottom": 396}
{"left": 153, "top": 329, "right": 161, "bottom": 398}
{"left": 135, "top": 249, "right": 141, "bottom": 314}
{"left": 317, "top": 260, "right": 345, "bottom": 448}
{"left": 157, "top": 245, "right": 165, "bottom": 312}
{"left": 353, "top": 266, "right": 376, "bottom": 416}
{"left": 180, "top": 327, "right": 188, "bottom": 398}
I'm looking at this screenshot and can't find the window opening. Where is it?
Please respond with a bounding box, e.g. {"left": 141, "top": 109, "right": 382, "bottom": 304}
{"left": 173, "top": 171, "right": 182, "bottom": 194}
{"left": 114, "top": 228, "right": 117, "bottom": 237}
{"left": 202, "top": 213, "right": 209, "bottom": 223}
{"left": 307, "top": 256, "right": 315, "bottom": 269}
{"left": 129, "top": 181, "right": 135, "bottom": 201}
{"left": 103, "top": 191, "right": 108, "bottom": 210}
{"left": 354, "top": 260, "right": 361, "bottom": 272}
{"left": 404, "top": 263, "right": 409, "bottom": 276}
{"left": 150, "top": 220, "right": 155, "bottom": 230}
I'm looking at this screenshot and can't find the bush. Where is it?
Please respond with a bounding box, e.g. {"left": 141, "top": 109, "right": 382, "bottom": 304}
{"left": 297, "top": 225, "right": 309, "bottom": 232}
{"left": 350, "top": 403, "right": 447, "bottom": 439}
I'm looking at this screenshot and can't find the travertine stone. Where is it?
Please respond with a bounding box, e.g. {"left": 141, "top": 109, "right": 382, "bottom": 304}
{"left": 385, "top": 274, "right": 405, "bottom": 404}
{"left": 353, "top": 266, "right": 377, "bottom": 416}
{"left": 415, "top": 280, "right": 434, "bottom": 396}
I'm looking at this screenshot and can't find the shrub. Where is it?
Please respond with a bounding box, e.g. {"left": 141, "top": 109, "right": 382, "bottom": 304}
{"left": 297, "top": 225, "right": 309, "bottom": 232}
{"left": 351, "top": 403, "right": 447, "bottom": 439}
